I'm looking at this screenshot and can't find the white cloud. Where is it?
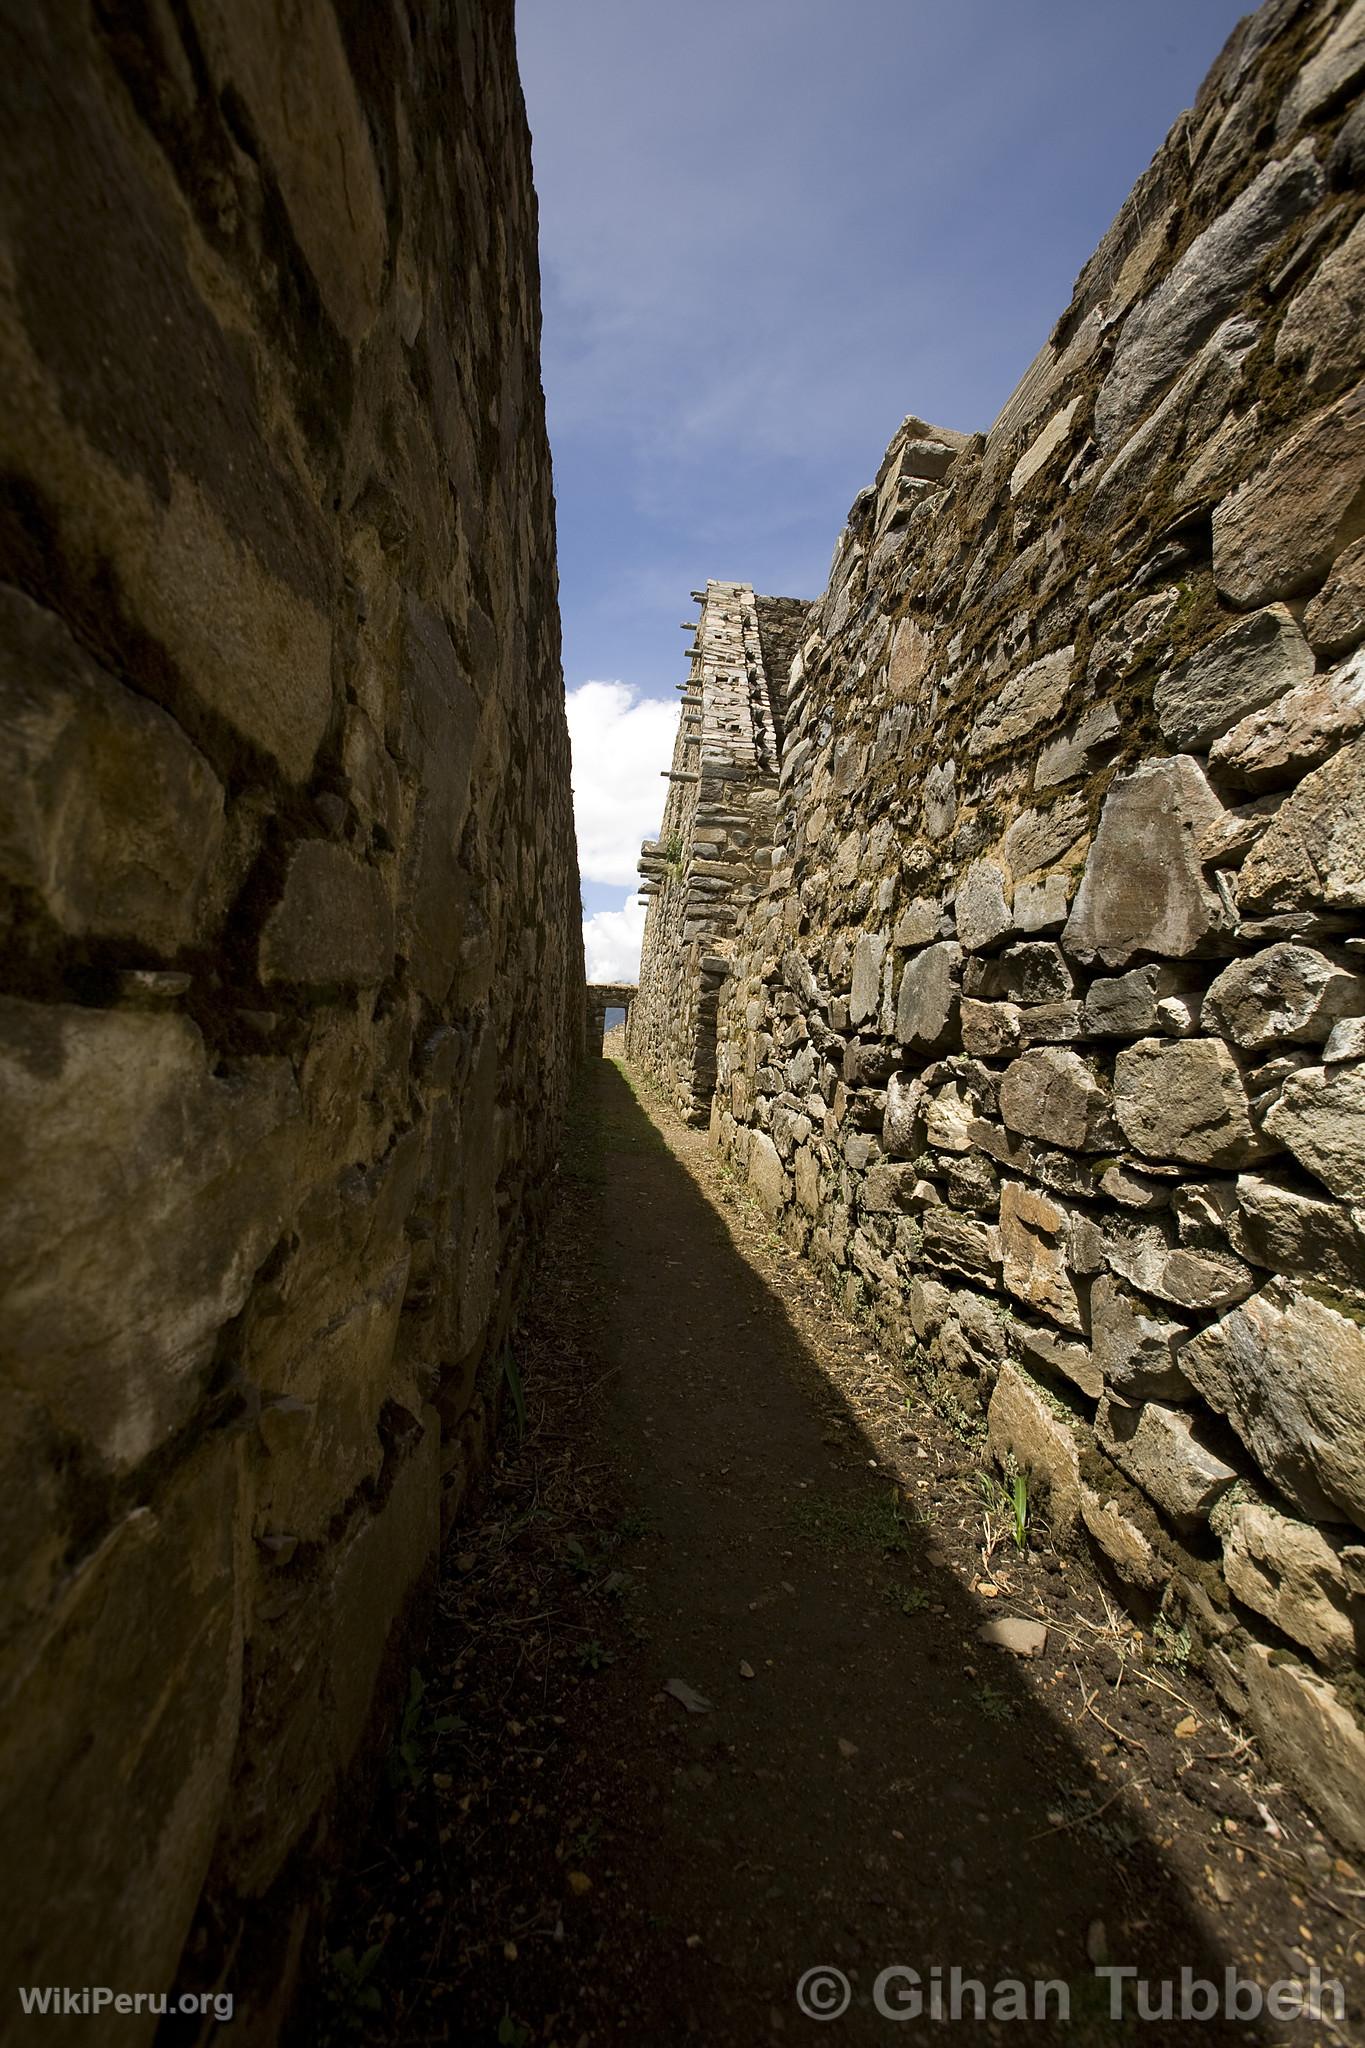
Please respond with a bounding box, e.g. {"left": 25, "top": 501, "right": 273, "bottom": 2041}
{"left": 583, "top": 895, "right": 647, "bottom": 983}
{"left": 566, "top": 679, "right": 676, "bottom": 886}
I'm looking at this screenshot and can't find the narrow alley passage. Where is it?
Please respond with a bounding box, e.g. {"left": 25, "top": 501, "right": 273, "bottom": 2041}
{"left": 294, "top": 1059, "right": 1363, "bottom": 2047}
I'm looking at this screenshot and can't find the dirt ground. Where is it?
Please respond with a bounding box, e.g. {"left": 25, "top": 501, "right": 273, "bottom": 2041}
{"left": 291, "top": 1057, "right": 1365, "bottom": 2047}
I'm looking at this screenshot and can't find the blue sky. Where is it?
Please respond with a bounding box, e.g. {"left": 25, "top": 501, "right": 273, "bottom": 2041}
{"left": 516, "top": 0, "right": 1251, "bottom": 979}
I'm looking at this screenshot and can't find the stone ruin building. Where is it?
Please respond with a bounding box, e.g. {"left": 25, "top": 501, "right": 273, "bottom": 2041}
{"left": 0, "top": 0, "right": 1363, "bottom": 2031}
{"left": 632, "top": 0, "right": 1365, "bottom": 1865}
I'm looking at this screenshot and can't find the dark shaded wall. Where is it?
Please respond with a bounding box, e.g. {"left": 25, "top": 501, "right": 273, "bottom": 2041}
{"left": 0, "top": 0, "right": 583, "bottom": 2029}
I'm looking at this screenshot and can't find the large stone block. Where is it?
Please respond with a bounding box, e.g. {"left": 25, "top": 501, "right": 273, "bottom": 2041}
{"left": 747, "top": 1132, "right": 790, "bottom": 1220}
{"left": 1203, "top": 944, "right": 1365, "bottom": 1050}
{"left": 1213, "top": 379, "right": 1365, "bottom": 608}
{"left": 1090, "top": 1273, "right": 1191, "bottom": 1401}
{"left": 999, "top": 1180, "right": 1084, "bottom": 1333}
{"left": 1236, "top": 1173, "right": 1365, "bottom": 1291}
{"left": 260, "top": 841, "right": 395, "bottom": 988}
{"left": 1263, "top": 1061, "right": 1365, "bottom": 1199}
{"left": 1181, "top": 1286, "right": 1365, "bottom": 1528}
{"left": 1062, "top": 757, "right": 1226, "bottom": 968}
{"left": 1235, "top": 736, "right": 1365, "bottom": 911}
{"left": 999, "top": 1046, "right": 1115, "bottom": 1151}
{"left": 0, "top": 1438, "right": 244, "bottom": 2011}
{"left": 0, "top": 587, "right": 224, "bottom": 949}
{"left": 0, "top": 1001, "right": 299, "bottom": 1474}
{"left": 1242, "top": 1646, "right": 1365, "bottom": 1857}
{"left": 1209, "top": 651, "right": 1365, "bottom": 790}
{"left": 1218, "top": 1498, "right": 1357, "bottom": 1665}
{"left": 1153, "top": 605, "right": 1313, "bottom": 753}
{"left": 1112, "top": 1038, "right": 1271, "bottom": 1168}
{"left": 1094, "top": 143, "right": 1323, "bottom": 449}
{"left": 1096, "top": 1396, "right": 1236, "bottom": 1533}
{"left": 967, "top": 646, "right": 1074, "bottom": 756}
{"left": 894, "top": 940, "right": 962, "bottom": 1052}
{"left": 1275, "top": 211, "right": 1365, "bottom": 400}
{"left": 986, "top": 1361, "right": 1083, "bottom": 1535}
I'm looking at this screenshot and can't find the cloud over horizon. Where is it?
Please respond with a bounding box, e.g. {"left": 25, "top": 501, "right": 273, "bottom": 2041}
{"left": 566, "top": 677, "right": 676, "bottom": 983}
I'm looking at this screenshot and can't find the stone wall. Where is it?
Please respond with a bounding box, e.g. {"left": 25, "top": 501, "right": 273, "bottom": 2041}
{"left": 0, "top": 0, "right": 582, "bottom": 2029}
{"left": 643, "top": 0, "right": 1365, "bottom": 1852}
{"left": 631, "top": 579, "right": 806, "bottom": 1120}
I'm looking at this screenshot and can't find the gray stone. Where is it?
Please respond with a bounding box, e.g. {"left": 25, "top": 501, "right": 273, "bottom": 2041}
{"left": 859, "top": 1164, "right": 924, "bottom": 1214}
{"left": 955, "top": 860, "right": 1012, "bottom": 951}
{"left": 919, "top": 1208, "right": 1001, "bottom": 1285}
{"left": 1277, "top": 0, "right": 1365, "bottom": 136}
{"left": 849, "top": 932, "right": 886, "bottom": 1026}
{"left": 0, "top": 1000, "right": 299, "bottom": 1473}
{"left": 1236, "top": 735, "right": 1365, "bottom": 912}
{"left": 1001, "top": 793, "right": 1089, "bottom": 876}
{"left": 1242, "top": 1646, "right": 1365, "bottom": 1858}
{"left": 1304, "top": 537, "right": 1365, "bottom": 655}
{"left": 967, "top": 941, "right": 1073, "bottom": 1004}
{"left": 1008, "top": 1318, "right": 1102, "bottom": 1400}
{"left": 921, "top": 759, "right": 957, "bottom": 840}
{"left": 1203, "top": 944, "right": 1365, "bottom": 1050}
{"left": 1219, "top": 1499, "right": 1357, "bottom": 1664}
{"left": 1083, "top": 963, "right": 1188, "bottom": 1037}
{"left": 1062, "top": 757, "right": 1227, "bottom": 968}
{"left": 1010, "top": 398, "right": 1081, "bottom": 496}
{"left": 1213, "top": 379, "right": 1365, "bottom": 607}
{"left": 1325, "top": 1015, "right": 1365, "bottom": 1062}
{"left": 882, "top": 1072, "right": 925, "bottom": 1157}
{"left": 1103, "top": 1223, "right": 1255, "bottom": 1315}
{"left": 747, "top": 1132, "right": 790, "bottom": 1220}
{"left": 893, "top": 897, "right": 941, "bottom": 947}
{"left": 986, "top": 1362, "right": 1083, "bottom": 1536}
{"left": 1154, "top": 606, "right": 1313, "bottom": 753}
{"left": 1181, "top": 1286, "right": 1365, "bottom": 1527}
{"left": 1090, "top": 1273, "right": 1191, "bottom": 1401}
{"left": 979, "top": 1616, "right": 1048, "bottom": 1658}
{"left": 1264, "top": 1061, "right": 1365, "bottom": 1199}
{"left": 894, "top": 941, "right": 962, "bottom": 1052}
{"left": 1096, "top": 1397, "right": 1236, "bottom": 1532}
{"left": 260, "top": 842, "right": 395, "bottom": 988}
{"left": 1275, "top": 211, "right": 1365, "bottom": 398}
{"left": 960, "top": 999, "right": 1022, "bottom": 1058}
{"left": 0, "top": 587, "right": 224, "bottom": 950}
{"left": 999, "top": 1047, "right": 1115, "bottom": 1151}
{"left": 1081, "top": 1488, "right": 1162, "bottom": 1591}
{"left": 1012, "top": 873, "right": 1072, "bottom": 934}
{"left": 1208, "top": 650, "right": 1365, "bottom": 791}
{"left": 967, "top": 646, "right": 1074, "bottom": 757}
{"left": 1112, "top": 1038, "right": 1272, "bottom": 1168}
{"left": 999, "top": 1181, "right": 1084, "bottom": 1333}
{"left": 1094, "top": 143, "right": 1324, "bottom": 449}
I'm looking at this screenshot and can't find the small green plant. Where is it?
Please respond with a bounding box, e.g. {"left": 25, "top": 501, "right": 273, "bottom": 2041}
{"left": 497, "top": 2013, "right": 534, "bottom": 2048}
{"left": 1151, "top": 1617, "right": 1191, "bottom": 1671}
{"left": 615, "top": 1507, "right": 653, "bottom": 1542}
{"left": 883, "top": 1583, "right": 931, "bottom": 1616}
{"left": 387, "top": 1669, "right": 464, "bottom": 1792}
{"left": 324, "top": 1943, "right": 383, "bottom": 2030}
{"left": 502, "top": 1351, "right": 527, "bottom": 1442}
{"left": 974, "top": 1683, "right": 1017, "bottom": 1724}
{"left": 575, "top": 1637, "right": 615, "bottom": 1672}
{"left": 564, "top": 1535, "right": 597, "bottom": 1580}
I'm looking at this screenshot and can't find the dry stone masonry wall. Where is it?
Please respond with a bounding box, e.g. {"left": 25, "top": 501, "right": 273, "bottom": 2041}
{"left": 638, "top": 0, "right": 1365, "bottom": 1854}
{"left": 0, "top": 0, "right": 581, "bottom": 2028}
{"left": 631, "top": 580, "right": 806, "bottom": 1119}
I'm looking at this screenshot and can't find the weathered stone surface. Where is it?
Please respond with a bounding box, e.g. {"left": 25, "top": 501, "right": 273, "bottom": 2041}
{"left": 1112, "top": 1038, "right": 1271, "bottom": 1167}
{"left": 260, "top": 842, "right": 395, "bottom": 988}
{"left": 1097, "top": 1397, "right": 1236, "bottom": 1532}
{"left": 0, "top": 1000, "right": 299, "bottom": 1473}
{"left": 1242, "top": 1645, "right": 1365, "bottom": 1857}
{"left": 1213, "top": 380, "right": 1365, "bottom": 607}
{"left": 919, "top": 1208, "right": 1001, "bottom": 1285}
{"left": 1010, "top": 397, "right": 1081, "bottom": 497}
{"left": 0, "top": 587, "right": 224, "bottom": 949}
{"left": 921, "top": 759, "right": 957, "bottom": 839}
{"left": 1154, "top": 606, "right": 1313, "bottom": 752}
{"left": 1203, "top": 944, "right": 1365, "bottom": 1049}
{"left": 1083, "top": 964, "right": 1188, "bottom": 1037}
{"left": 987, "top": 1363, "right": 1083, "bottom": 1535}
{"left": 961, "top": 998, "right": 1021, "bottom": 1057}
{"left": 999, "top": 1047, "right": 1114, "bottom": 1151}
{"left": 1237, "top": 1173, "right": 1365, "bottom": 1290}
{"left": 1062, "top": 757, "right": 1226, "bottom": 968}
{"left": 882, "top": 1072, "right": 925, "bottom": 1156}
{"left": 1008, "top": 1318, "right": 1102, "bottom": 1399}
{"left": 955, "top": 859, "right": 1012, "bottom": 951}
{"left": 1094, "top": 143, "right": 1323, "bottom": 449}
{"left": 747, "top": 1132, "right": 790, "bottom": 1220}
{"left": 1081, "top": 1487, "right": 1162, "bottom": 1591}
{"left": 1263, "top": 1061, "right": 1365, "bottom": 1198}
{"left": 1001, "top": 793, "right": 1089, "bottom": 877}
{"left": 1209, "top": 650, "right": 1365, "bottom": 791}
{"left": 849, "top": 932, "right": 886, "bottom": 1025}
{"left": 1181, "top": 1287, "right": 1365, "bottom": 1527}
{"left": 894, "top": 941, "right": 962, "bottom": 1052}
{"left": 1277, "top": 0, "right": 1365, "bottom": 137}
{"left": 1090, "top": 1273, "right": 1191, "bottom": 1400}
{"left": 967, "top": 646, "right": 1074, "bottom": 756}
{"left": 1219, "top": 1499, "right": 1357, "bottom": 1664}
{"left": 1235, "top": 735, "right": 1365, "bottom": 913}
{"left": 1275, "top": 211, "right": 1365, "bottom": 398}
{"left": 999, "top": 1181, "right": 1083, "bottom": 1333}
{"left": 1304, "top": 536, "right": 1365, "bottom": 654}
{"left": 968, "top": 941, "right": 1073, "bottom": 1004}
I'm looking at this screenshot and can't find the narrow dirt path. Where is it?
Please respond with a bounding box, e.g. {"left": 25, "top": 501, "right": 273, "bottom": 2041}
{"left": 295, "top": 1060, "right": 1364, "bottom": 2047}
